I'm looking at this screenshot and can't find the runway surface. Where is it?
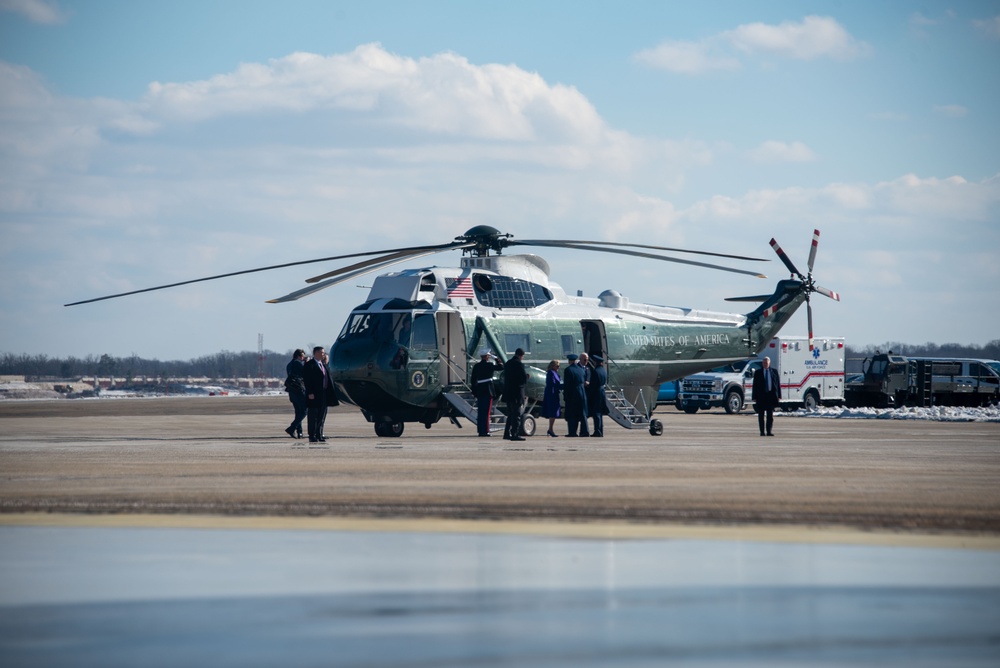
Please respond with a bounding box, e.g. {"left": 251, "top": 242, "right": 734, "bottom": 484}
{"left": 1, "top": 396, "right": 999, "bottom": 665}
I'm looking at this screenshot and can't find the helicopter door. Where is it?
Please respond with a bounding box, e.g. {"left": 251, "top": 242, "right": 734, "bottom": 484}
{"left": 437, "top": 312, "right": 467, "bottom": 386}
{"left": 580, "top": 319, "right": 609, "bottom": 367}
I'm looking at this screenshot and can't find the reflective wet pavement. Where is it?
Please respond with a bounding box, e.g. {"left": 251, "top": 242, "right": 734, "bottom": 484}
{"left": 1, "top": 525, "right": 998, "bottom": 667}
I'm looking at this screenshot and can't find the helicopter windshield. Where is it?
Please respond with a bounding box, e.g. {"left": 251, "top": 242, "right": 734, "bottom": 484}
{"left": 337, "top": 311, "right": 438, "bottom": 368}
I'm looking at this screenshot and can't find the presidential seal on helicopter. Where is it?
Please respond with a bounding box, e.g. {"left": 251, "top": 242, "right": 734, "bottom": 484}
{"left": 67, "top": 226, "right": 839, "bottom": 437}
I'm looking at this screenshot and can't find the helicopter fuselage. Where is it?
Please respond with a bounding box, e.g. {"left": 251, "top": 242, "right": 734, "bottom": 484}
{"left": 329, "top": 254, "right": 806, "bottom": 429}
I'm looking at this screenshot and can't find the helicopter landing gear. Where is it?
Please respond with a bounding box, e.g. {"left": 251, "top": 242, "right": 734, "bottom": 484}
{"left": 519, "top": 414, "right": 536, "bottom": 437}
{"left": 374, "top": 421, "right": 404, "bottom": 437}
{"left": 648, "top": 419, "right": 663, "bottom": 436}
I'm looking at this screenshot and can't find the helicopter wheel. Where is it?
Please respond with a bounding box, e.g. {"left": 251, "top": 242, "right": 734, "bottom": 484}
{"left": 374, "top": 421, "right": 405, "bottom": 437}
{"left": 648, "top": 419, "right": 663, "bottom": 436}
{"left": 519, "top": 414, "right": 536, "bottom": 437}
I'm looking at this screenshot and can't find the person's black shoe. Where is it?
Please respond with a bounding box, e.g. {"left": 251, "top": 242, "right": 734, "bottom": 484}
{"left": 511, "top": 436, "right": 526, "bottom": 441}
{"left": 318, "top": 436, "right": 327, "bottom": 442}
{"left": 767, "top": 433, "right": 774, "bottom": 437}
{"left": 309, "top": 438, "right": 319, "bottom": 443}
{"left": 285, "top": 426, "right": 296, "bottom": 438}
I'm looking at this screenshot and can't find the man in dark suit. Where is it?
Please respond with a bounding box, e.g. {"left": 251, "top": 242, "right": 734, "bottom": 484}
{"left": 501, "top": 348, "right": 528, "bottom": 441}
{"left": 587, "top": 355, "right": 608, "bottom": 437}
{"left": 470, "top": 348, "right": 504, "bottom": 437}
{"left": 752, "top": 356, "right": 781, "bottom": 436}
{"left": 303, "top": 346, "right": 334, "bottom": 442}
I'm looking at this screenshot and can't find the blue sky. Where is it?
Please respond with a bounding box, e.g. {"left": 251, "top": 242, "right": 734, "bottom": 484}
{"left": 1, "top": 0, "right": 998, "bottom": 360}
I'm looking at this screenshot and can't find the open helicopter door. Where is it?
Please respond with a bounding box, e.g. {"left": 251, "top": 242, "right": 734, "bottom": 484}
{"left": 580, "top": 319, "right": 609, "bottom": 371}
{"left": 437, "top": 311, "right": 467, "bottom": 386}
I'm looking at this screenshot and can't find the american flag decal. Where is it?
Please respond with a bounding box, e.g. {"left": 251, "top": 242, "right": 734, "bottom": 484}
{"left": 447, "top": 277, "right": 474, "bottom": 298}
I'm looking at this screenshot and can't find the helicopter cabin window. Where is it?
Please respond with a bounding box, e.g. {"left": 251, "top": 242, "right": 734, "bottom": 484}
{"left": 473, "top": 274, "right": 553, "bottom": 309}
{"left": 504, "top": 333, "right": 530, "bottom": 354}
{"left": 561, "top": 335, "right": 575, "bottom": 356}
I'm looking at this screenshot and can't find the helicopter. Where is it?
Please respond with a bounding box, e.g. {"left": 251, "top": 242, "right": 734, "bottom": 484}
{"left": 67, "top": 226, "right": 839, "bottom": 437}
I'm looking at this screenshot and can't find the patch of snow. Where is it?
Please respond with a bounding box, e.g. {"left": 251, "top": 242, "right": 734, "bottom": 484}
{"left": 785, "top": 405, "right": 1000, "bottom": 423}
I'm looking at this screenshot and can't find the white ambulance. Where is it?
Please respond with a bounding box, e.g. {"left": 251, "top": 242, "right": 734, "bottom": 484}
{"left": 761, "top": 336, "right": 846, "bottom": 410}
{"left": 678, "top": 336, "right": 846, "bottom": 413}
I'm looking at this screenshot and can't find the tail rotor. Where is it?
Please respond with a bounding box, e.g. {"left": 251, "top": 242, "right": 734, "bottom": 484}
{"left": 769, "top": 229, "right": 841, "bottom": 351}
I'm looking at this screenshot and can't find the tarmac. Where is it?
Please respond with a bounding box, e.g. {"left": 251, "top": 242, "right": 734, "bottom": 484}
{"left": 1, "top": 395, "right": 999, "bottom": 666}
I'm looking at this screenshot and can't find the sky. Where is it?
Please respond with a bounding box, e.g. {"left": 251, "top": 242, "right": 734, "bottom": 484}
{"left": 1, "top": 0, "right": 998, "bottom": 361}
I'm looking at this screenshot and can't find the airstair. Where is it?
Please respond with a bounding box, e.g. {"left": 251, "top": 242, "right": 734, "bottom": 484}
{"left": 604, "top": 387, "right": 663, "bottom": 435}
{"left": 442, "top": 386, "right": 506, "bottom": 433}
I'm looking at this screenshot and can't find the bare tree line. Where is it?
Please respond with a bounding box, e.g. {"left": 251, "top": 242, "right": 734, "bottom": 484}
{"left": 0, "top": 350, "right": 295, "bottom": 381}
{"left": 3, "top": 339, "right": 998, "bottom": 381}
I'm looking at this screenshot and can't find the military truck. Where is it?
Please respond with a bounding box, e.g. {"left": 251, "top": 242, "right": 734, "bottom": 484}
{"left": 844, "top": 354, "right": 1000, "bottom": 408}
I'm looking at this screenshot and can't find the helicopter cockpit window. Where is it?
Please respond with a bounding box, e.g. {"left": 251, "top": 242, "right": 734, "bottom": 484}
{"left": 474, "top": 274, "right": 553, "bottom": 309}
{"left": 409, "top": 314, "right": 437, "bottom": 351}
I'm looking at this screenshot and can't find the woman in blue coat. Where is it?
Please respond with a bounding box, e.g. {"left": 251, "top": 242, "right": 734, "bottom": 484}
{"left": 541, "top": 359, "right": 562, "bottom": 437}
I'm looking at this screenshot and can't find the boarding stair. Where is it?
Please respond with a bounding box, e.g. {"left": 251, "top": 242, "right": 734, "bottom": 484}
{"left": 604, "top": 387, "right": 661, "bottom": 434}
{"left": 442, "top": 385, "right": 506, "bottom": 433}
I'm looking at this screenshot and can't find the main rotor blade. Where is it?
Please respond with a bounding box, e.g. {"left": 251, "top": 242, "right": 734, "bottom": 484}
{"left": 807, "top": 229, "right": 820, "bottom": 274}
{"left": 814, "top": 285, "right": 841, "bottom": 302}
{"left": 267, "top": 250, "right": 447, "bottom": 303}
{"left": 64, "top": 240, "right": 470, "bottom": 307}
{"left": 526, "top": 242, "right": 767, "bottom": 278}
{"left": 513, "top": 239, "right": 769, "bottom": 262}
{"left": 724, "top": 295, "right": 771, "bottom": 302}
{"left": 769, "top": 237, "right": 802, "bottom": 277}
{"left": 305, "top": 244, "right": 474, "bottom": 284}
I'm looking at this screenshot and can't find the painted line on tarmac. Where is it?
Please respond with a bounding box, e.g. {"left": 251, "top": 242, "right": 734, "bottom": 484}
{"left": 1, "top": 512, "right": 998, "bottom": 550}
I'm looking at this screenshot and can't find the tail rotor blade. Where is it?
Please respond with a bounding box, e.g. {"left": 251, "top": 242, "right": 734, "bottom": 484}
{"left": 769, "top": 238, "right": 802, "bottom": 277}
{"left": 814, "top": 285, "right": 841, "bottom": 302}
{"left": 807, "top": 299, "right": 814, "bottom": 351}
{"left": 807, "top": 229, "right": 820, "bottom": 273}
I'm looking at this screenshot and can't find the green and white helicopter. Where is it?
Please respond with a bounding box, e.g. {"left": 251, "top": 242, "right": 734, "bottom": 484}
{"left": 68, "top": 226, "right": 839, "bottom": 437}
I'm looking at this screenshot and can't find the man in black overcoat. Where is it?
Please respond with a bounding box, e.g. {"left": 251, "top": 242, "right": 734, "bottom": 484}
{"left": 501, "top": 348, "right": 528, "bottom": 441}
{"left": 587, "top": 355, "right": 608, "bottom": 437}
{"left": 752, "top": 356, "right": 781, "bottom": 436}
{"left": 303, "top": 346, "right": 335, "bottom": 442}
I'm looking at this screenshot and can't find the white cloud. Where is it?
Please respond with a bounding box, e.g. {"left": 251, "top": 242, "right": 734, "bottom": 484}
{"left": 933, "top": 104, "right": 968, "bottom": 118}
{"left": 0, "top": 0, "right": 66, "bottom": 24}
{"left": 633, "top": 40, "right": 741, "bottom": 74}
{"left": 747, "top": 140, "right": 817, "bottom": 164}
{"left": 973, "top": 16, "right": 1000, "bottom": 39}
{"left": 636, "top": 16, "right": 870, "bottom": 74}
{"left": 138, "top": 45, "right": 608, "bottom": 145}
{"left": 724, "top": 16, "right": 870, "bottom": 60}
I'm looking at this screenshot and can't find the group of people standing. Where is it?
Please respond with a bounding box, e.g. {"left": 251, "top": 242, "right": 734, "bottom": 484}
{"left": 283, "top": 346, "right": 339, "bottom": 443}
{"left": 470, "top": 348, "right": 608, "bottom": 439}
{"left": 543, "top": 352, "right": 608, "bottom": 437}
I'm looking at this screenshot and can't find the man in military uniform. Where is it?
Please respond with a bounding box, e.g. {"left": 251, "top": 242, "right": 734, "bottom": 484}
{"left": 587, "top": 354, "right": 608, "bottom": 437}
{"left": 563, "top": 353, "right": 589, "bottom": 437}
{"left": 470, "top": 348, "right": 504, "bottom": 437}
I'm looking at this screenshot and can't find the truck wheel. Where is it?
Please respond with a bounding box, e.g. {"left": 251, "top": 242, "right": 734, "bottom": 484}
{"left": 519, "top": 414, "right": 536, "bottom": 437}
{"left": 683, "top": 406, "right": 699, "bottom": 414}
{"left": 648, "top": 419, "right": 663, "bottom": 436}
{"left": 803, "top": 390, "right": 820, "bottom": 410}
{"left": 724, "top": 389, "right": 743, "bottom": 414}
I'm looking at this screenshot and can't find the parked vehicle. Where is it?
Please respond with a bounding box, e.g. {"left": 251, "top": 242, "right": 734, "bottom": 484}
{"left": 656, "top": 380, "right": 680, "bottom": 408}
{"left": 845, "top": 355, "right": 1000, "bottom": 408}
{"left": 678, "top": 336, "right": 846, "bottom": 413}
